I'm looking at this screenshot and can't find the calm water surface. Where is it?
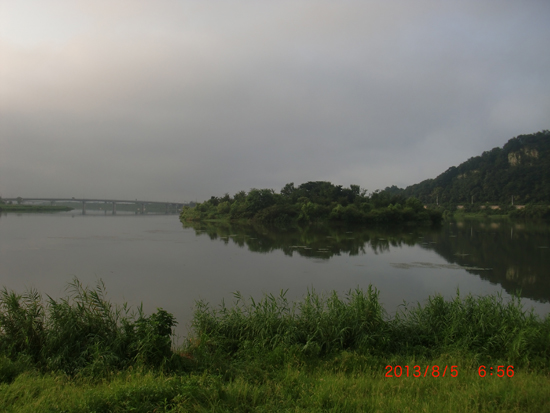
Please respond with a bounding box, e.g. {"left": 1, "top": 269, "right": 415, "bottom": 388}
{"left": 1, "top": 211, "right": 549, "bottom": 337}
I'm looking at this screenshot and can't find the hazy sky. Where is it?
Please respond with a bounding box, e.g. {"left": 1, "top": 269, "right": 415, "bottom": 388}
{"left": 1, "top": 0, "right": 549, "bottom": 202}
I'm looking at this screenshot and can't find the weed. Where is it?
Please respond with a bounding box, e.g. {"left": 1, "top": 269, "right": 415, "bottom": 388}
{"left": 0, "top": 278, "right": 179, "bottom": 375}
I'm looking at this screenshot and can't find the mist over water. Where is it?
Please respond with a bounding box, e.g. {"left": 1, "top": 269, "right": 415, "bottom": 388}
{"left": 1, "top": 211, "right": 549, "bottom": 337}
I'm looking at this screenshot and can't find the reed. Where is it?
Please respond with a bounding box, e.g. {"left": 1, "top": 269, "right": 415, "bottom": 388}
{"left": 192, "top": 287, "right": 386, "bottom": 356}
{"left": 389, "top": 292, "right": 550, "bottom": 365}
{"left": 190, "top": 287, "right": 550, "bottom": 369}
{"left": 0, "top": 279, "right": 178, "bottom": 376}
{"left": 2, "top": 280, "right": 550, "bottom": 411}
{"left": 3, "top": 280, "right": 548, "bottom": 375}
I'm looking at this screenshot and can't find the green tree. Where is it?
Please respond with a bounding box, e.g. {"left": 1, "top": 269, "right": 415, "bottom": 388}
{"left": 246, "top": 189, "right": 277, "bottom": 215}
{"left": 233, "top": 191, "right": 247, "bottom": 203}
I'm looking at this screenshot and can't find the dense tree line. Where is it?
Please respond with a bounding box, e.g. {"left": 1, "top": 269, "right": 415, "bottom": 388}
{"left": 180, "top": 181, "right": 442, "bottom": 225}
{"left": 394, "top": 131, "right": 550, "bottom": 205}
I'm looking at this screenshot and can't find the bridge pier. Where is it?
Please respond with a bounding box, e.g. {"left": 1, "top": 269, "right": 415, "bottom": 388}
{"left": 112, "top": 201, "right": 116, "bottom": 214}
{"left": 82, "top": 200, "right": 86, "bottom": 215}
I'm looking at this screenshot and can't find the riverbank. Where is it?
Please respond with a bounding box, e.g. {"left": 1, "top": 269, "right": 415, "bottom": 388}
{"left": 1, "top": 281, "right": 549, "bottom": 411}
{"left": 439, "top": 204, "right": 550, "bottom": 221}
{"left": 0, "top": 205, "right": 73, "bottom": 212}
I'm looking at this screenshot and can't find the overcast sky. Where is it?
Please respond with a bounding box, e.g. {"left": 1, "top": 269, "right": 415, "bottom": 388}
{"left": 1, "top": 1, "right": 549, "bottom": 202}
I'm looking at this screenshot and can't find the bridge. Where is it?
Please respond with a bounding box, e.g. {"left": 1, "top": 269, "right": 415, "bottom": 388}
{"left": 1, "top": 197, "right": 186, "bottom": 215}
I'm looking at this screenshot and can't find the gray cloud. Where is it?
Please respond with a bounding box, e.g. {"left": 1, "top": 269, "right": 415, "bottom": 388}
{"left": 1, "top": 0, "right": 549, "bottom": 201}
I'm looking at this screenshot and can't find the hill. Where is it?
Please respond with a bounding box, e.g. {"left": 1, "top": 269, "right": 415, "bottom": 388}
{"left": 395, "top": 130, "right": 550, "bottom": 205}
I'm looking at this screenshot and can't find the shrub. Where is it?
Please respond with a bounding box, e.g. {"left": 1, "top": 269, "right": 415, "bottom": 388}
{"left": 216, "top": 201, "right": 230, "bottom": 214}
{"left": 0, "top": 279, "right": 178, "bottom": 375}
{"left": 189, "top": 287, "right": 550, "bottom": 368}
{"left": 253, "top": 204, "right": 299, "bottom": 223}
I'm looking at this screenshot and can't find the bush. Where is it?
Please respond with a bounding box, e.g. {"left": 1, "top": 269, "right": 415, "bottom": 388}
{"left": 253, "top": 204, "right": 299, "bottom": 223}
{"left": 190, "top": 287, "right": 386, "bottom": 358}
{"left": 0, "top": 279, "right": 178, "bottom": 375}
{"left": 509, "top": 204, "right": 550, "bottom": 220}
{"left": 341, "top": 204, "right": 364, "bottom": 223}
{"left": 216, "top": 201, "right": 230, "bottom": 214}
{"left": 189, "top": 287, "right": 550, "bottom": 368}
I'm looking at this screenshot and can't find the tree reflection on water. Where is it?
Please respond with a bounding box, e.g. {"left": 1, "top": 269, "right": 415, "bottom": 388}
{"left": 182, "top": 219, "right": 550, "bottom": 304}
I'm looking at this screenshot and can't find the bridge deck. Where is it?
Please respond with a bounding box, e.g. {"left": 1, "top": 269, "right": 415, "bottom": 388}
{"left": 2, "top": 198, "right": 185, "bottom": 206}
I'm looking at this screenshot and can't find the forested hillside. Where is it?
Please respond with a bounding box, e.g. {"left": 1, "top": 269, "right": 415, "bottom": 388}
{"left": 399, "top": 130, "right": 550, "bottom": 204}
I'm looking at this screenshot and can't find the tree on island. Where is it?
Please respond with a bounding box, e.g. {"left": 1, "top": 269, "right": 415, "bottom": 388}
{"left": 180, "top": 181, "right": 442, "bottom": 226}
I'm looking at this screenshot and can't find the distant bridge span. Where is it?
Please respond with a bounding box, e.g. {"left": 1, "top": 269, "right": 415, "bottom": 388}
{"left": 2, "top": 197, "right": 186, "bottom": 214}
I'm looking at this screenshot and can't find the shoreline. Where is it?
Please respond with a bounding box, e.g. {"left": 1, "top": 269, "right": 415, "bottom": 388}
{"left": 0, "top": 205, "right": 73, "bottom": 212}
{"left": 1, "top": 282, "right": 549, "bottom": 411}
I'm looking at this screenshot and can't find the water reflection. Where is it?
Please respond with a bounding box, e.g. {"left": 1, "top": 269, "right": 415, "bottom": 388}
{"left": 182, "top": 221, "right": 437, "bottom": 257}
{"left": 427, "top": 220, "right": 550, "bottom": 304}
{"left": 182, "top": 219, "right": 550, "bottom": 304}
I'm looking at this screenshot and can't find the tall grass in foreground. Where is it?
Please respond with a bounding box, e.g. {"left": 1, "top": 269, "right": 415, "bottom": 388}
{"left": 2, "top": 280, "right": 550, "bottom": 411}
{"left": 191, "top": 287, "right": 550, "bottom": 369}
{"left": 1, "top": 280, "right": 549, "bottom": 378}
{"left": 192, "top": 287, "right": 385, "bottom": 358}
{"left": 0, "top": 279, "right": 179, "bottom": 376}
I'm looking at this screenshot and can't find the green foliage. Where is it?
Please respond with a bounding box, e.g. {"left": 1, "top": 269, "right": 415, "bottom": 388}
{"left": 0, "top": 279, "right": 178, "bottom": 375}
{"left": 190, "top": 287, "right": 550, "bottom": 369}
{"left": 403, "top": 130, "right": 550, "bottom": 205}
{"left": 245, "top": 188, "right": 278, "bottom": 216}
{"left": 390, "top": 292, "right": 550, "bottom": 364}
{"left": 191, "top": 287, "right": 386, "bottom": 362}
{"left": 0, "top": 356, "right": 32, "bottom": 384}
{"left": 216, "top": 201, "right": 230, "bottom": 214}
{"left": 2, "top": 281, "right": 550, "bottom": 411}
{"left": 0, "top": 288, "right": 44, "bottom": 361}
{"left": 180, "top": 181, "right": 442, "bottom": 226}
{"left": 1, "top": 358, "right": 550, "bottom": 412}
{"left": 509, "top": 204, "right": 550, "bottom": 220}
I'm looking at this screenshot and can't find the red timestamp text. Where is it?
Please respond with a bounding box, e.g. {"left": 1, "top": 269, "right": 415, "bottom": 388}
{"left": 385, "top": 365, "right": 458, "bottom": 378}
{"left": 478, "top": 365, "right": 514, "bottom": 377}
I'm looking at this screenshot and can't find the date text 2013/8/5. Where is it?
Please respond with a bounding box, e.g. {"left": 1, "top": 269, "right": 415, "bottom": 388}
{"left": 385, "top": 365, "right": 457, "bottom": 378}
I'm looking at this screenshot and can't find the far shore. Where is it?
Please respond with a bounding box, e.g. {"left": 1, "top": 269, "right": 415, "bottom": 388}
{"left": 0, "top": 204, "right": 73, "bottom": 212}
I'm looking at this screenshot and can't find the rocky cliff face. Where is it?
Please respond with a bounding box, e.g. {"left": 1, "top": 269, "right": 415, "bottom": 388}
{"left": 508, "top": 148, "right": 539, "bottom": 166}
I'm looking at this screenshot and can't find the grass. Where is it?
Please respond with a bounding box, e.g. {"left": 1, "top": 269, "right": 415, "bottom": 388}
{"left": 1, "top": 355, "right": 549, "bottom": 412}
{"left": 190, "top": 287, "right": 550, "bottom": 368}
{"left": 0, "top": 279, "right": 181, "bottom": 376}
{"left": 1, "top": 280, "right": 549, "bottom": 411}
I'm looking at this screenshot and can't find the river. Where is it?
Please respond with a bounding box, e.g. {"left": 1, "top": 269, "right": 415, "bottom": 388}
{"left": 1, "top": 210, "right": 549, "bottom": 338}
